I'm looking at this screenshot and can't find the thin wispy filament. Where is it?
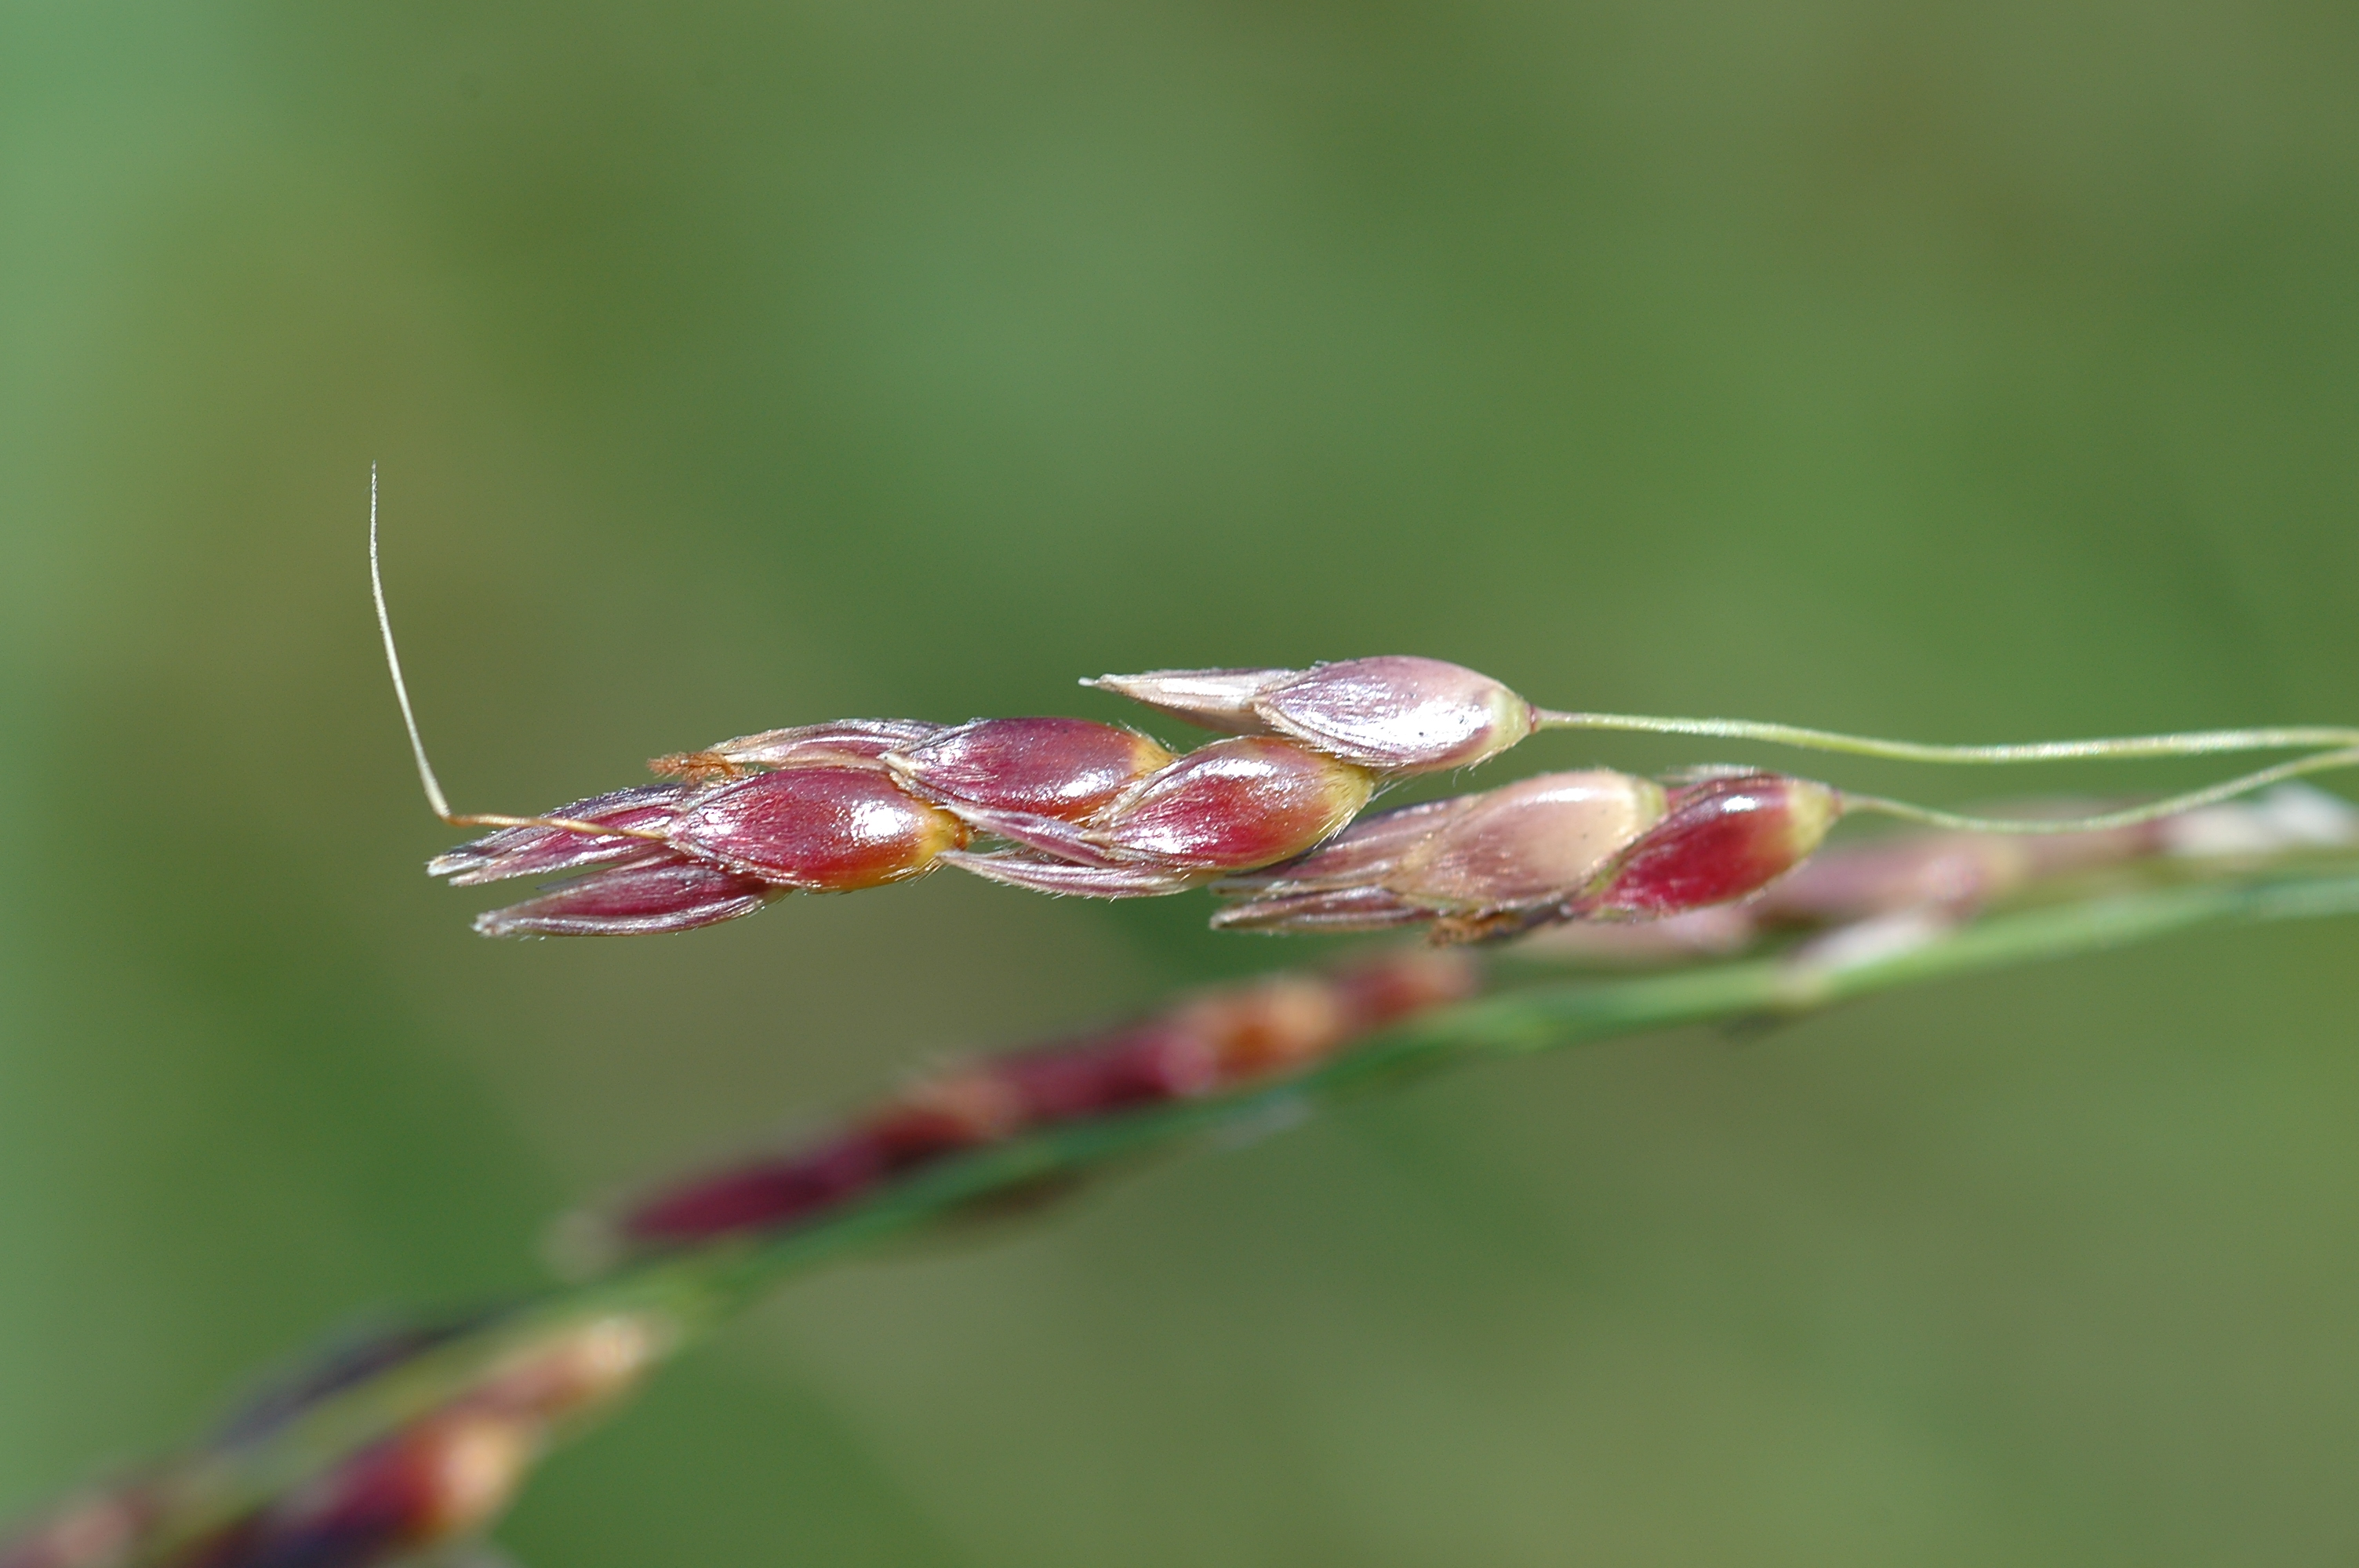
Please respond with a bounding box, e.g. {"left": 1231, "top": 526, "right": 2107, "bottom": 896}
{"left": 1840, "top": 747, "right": 2359, "bottom": 834}
{"left": 370, "top": 468, "right": 671, "bottom": 844}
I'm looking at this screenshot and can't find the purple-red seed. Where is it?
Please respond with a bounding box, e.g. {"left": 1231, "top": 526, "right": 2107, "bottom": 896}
{"left": 887, "top": 717, "right": 1173, "bottom": 822}
{"left": 666, "top": 766, "right": 969, "bottom": 889}
{"left": 1577, "top": 773, "right": 1842, "bottom": 918}
{"left": 1094, "top": 736, "right": 1375, "bottom": 870}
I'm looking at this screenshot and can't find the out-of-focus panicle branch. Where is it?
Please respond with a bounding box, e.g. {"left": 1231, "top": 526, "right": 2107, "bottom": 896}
{"left": 586, "top": 950, "right": 1481, "bottom": 1263}
{"left": 16, "top": 811, "right": 2359, "bottom": 1568}
{"left": 1, "top": 953, "right": 1478, "bottom": 1568}
{"left": 0, "top": 1308, "right": 676, "bottom": 1568}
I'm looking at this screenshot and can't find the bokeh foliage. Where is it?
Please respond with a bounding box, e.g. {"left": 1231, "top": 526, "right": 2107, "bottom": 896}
{"left": 2, "top": 0, "right": 2355, "bottom": 1562}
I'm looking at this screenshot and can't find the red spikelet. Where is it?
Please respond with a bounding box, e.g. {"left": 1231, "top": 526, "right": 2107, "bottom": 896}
{"left": 1576, "top": 773, "right": 1843, "bottom": 918}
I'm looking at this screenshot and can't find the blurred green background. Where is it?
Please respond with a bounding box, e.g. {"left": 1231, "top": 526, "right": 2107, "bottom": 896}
{"left": 3, "top": 0, "right": 2357, "bottom": 1561}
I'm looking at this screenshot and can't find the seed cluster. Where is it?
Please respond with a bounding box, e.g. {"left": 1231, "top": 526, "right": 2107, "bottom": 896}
{"left": 433, "top": 656, "right": 1842, "bottom": 940}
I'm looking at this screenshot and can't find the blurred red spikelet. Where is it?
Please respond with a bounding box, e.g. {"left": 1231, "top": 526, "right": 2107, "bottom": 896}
{"left": 172, "top": 1413, "right": 535, "bottom": 1568}
{"left": 0, "top": 1484, "right": 161, "bottom": 1568}
{"left": 1747, "top": 817, "right": 2146, "bottom": 925}
{"left": 230, "top": 1319, "right": 652, "bottom": 1568}
{"left": 0, "top": 1316, "right": 664, "bottom": 1568}
{"left": 606, "top": 949, "right": 1481, "bottom": 1254}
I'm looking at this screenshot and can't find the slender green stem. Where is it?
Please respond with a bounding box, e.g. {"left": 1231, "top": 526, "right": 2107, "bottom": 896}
{"left": 1533, "top": 708, "right": 2359, "bottom": 765}
{"left": 1840, "top": 746, "right": 2359, "bottom": 834}
{"left": 125, "top": 859, "right": 2359, "bottom": 1566}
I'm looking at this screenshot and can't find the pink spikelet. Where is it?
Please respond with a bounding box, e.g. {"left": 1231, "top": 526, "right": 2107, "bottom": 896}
{"left": 438, "top": 764, "right": 972, "bottom": 935}
{"left": 1085, "top": 655, "right": 1538, "bottom": 774}
{"left": 940, "top": 736, "right": 1378, "bottom": 896}
{"left": 1215, "top": 770, "right": 1855, "bottom": 942}
{"left": 1214, "top": 770, "right": 1669, "bottom": 941}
